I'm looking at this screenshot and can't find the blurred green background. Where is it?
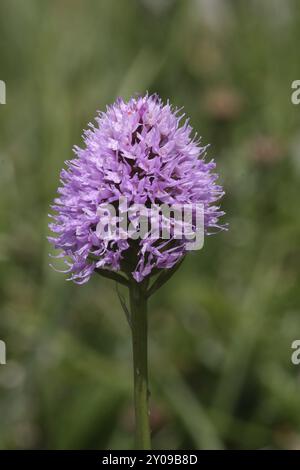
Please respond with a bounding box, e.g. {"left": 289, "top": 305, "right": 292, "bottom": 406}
{"left": 0, "top": 0, "right": 300, "bottom": 450}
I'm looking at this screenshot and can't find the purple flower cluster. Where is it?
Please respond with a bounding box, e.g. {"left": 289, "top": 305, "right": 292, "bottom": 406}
{"left": 49, "top": 94, "right": 226, "bottom": 284}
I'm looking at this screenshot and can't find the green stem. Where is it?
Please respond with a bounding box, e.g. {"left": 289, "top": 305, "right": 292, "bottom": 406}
{"left": 129, "top": 281, "right": 151, "bottom": 450}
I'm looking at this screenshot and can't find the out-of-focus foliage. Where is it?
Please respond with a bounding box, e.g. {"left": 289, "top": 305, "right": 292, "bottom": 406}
{"left": 0, "top": 0, "right": 300, "bottom": 450}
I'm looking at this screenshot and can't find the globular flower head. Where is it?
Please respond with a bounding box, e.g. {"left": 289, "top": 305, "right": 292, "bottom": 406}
{"left": 49, "top": 94, "right": 226, "bottom": 284}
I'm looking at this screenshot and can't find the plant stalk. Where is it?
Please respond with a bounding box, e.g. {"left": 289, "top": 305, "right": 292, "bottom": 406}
{"left": 129, "top": 281, "right": 151, "bottom": 449}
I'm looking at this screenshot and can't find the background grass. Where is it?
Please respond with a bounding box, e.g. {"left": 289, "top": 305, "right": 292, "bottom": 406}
{"left": 0, "top": 0, "right": 300, "bottom": 449}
